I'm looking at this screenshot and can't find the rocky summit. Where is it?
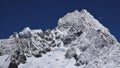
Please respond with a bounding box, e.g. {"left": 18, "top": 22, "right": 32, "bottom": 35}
{"left": 0, "top": 9, "right": 120, "bottom": 68}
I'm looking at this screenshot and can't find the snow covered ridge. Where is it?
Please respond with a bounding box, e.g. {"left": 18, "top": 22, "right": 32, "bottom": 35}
{"left": 0, "top": 9, "right": 120, "bottom": 68}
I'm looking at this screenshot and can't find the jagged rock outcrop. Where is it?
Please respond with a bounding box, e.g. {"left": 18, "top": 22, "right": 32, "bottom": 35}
{"left": 0, "top": 9, "right": 119, "bottom": 68}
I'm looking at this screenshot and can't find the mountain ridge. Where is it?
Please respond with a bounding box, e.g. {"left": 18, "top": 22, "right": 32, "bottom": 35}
{"left": 0, "top": 9, "right": 119, "bottom": 68}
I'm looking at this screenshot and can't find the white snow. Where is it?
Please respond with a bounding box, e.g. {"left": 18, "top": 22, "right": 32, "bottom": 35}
{"left": 0, "top": 9, "right": 119, "bottom": 68}
{"left": 0, "top": 55, "right": 10, "bottom": 68}
{"left": 19, "top": 47, "right": 80, "bottom": 68}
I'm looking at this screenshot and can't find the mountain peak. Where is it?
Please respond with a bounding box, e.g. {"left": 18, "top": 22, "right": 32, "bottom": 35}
{"left": 58, "top": 9, "right": 109, "bottom": 33}
{"left": 81, "top": 9, "right": 88, "bottom": 13}
{"left": 73, "top": 10, "right": 80, "bottom": 14}
{"left": 0, "top": 9, "right": 119, "bottom": 68}
{"left": 23, "top": 27, "right": 31, "bottom": 32}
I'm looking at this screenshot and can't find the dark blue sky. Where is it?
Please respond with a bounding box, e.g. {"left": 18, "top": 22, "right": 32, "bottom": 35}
{"left": 0, "top": 0, "right": 120, "bottom": 41}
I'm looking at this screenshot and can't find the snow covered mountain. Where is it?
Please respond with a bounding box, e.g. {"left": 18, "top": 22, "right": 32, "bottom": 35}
{"left": 0, "top": 9, "right": 120, "bottom": 68}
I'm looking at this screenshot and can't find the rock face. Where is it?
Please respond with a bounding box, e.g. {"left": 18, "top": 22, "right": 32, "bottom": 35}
{"left": 0, "top": 9, "right": 120, "bottom": 68}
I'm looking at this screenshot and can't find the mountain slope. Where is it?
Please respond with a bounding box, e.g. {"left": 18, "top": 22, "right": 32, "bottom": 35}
{"left": 0, "top": 9, "right": 120, "bottom": 68}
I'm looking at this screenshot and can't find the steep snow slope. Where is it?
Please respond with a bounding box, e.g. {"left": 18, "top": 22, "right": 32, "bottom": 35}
{"left": 0, "top": 9, "right": 120, "bottom": 68}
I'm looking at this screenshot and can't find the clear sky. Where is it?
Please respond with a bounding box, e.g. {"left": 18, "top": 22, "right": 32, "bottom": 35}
{"left": 0, "top": 0, "right": 120, "bottom": 41}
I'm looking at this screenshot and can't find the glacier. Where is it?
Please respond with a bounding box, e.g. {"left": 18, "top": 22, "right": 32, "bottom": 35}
{"left": 0, "top": 9, "right": 120, "bottom": 68}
